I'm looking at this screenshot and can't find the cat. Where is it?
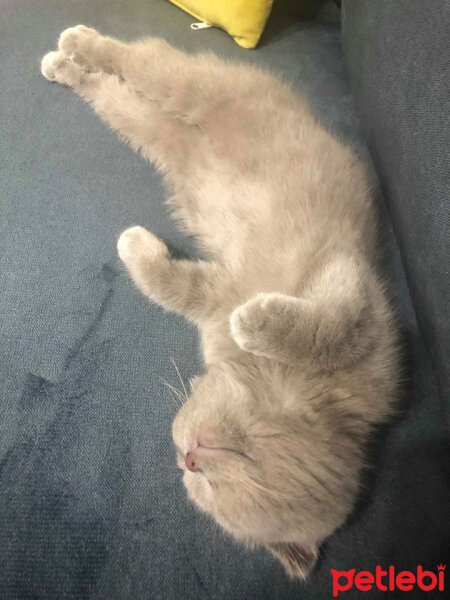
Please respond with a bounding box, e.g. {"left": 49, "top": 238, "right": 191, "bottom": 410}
{"left": 41, "top": 26, "right": 400, "bottom": 579}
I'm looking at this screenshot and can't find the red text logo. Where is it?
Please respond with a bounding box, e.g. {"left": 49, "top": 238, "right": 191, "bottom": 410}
{"left": 330, "top": 564, "right": 445, "bottom": 597}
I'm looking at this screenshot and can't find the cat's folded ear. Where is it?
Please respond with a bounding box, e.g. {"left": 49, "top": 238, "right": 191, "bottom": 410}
{"left": 267, "top": 542, "right": 319, "bottom": 579}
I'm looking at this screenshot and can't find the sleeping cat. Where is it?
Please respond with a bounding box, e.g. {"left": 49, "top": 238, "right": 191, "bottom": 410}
{"left": 41, "top": 26, "right": 399, "bottom": 579}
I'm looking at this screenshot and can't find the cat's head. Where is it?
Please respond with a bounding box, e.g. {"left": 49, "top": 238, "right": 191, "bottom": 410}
{"left": 172, "top": 361, "right": 360, "bottom": 578}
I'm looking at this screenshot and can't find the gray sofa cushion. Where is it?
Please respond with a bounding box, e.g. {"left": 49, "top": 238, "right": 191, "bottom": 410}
{"left": 342, "top": 0, "right": 450, "bottom": 414}
{"left": 1, "top": 1, "right": 449, "bottom": 598}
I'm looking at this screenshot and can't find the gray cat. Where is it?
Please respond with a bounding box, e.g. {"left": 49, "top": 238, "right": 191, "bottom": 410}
{"left": 41, "top": 26, "right": 400, "bottom": 578}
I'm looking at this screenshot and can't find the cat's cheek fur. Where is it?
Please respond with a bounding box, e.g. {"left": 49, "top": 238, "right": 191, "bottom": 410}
{"left": 184, "top": 472, "right": 320, "bottom": 579}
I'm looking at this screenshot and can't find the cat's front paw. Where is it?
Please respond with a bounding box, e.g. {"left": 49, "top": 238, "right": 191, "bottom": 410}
{"left": 117, "top": 226, "right": 168, "bottom": 268}
{"left": 230, "top": 293, "right": 282, "bottom": 353}
{"left": 58, "top": 25, "right": 101, "bottom": 70}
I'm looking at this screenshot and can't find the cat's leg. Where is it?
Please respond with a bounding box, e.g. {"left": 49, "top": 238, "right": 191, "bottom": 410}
{"left": 41, "top": 54, "right": 222, "bottom": 319}
{"left": 117, "top": 226, "right": 223, "bottom": 321}
{"left": 230, "top": 254, "right": 384, "bottom": 371}
{"left": 57, "top": 26, "right": 202, "bottom": 107}
{"left": 56, "top": 26, "right": 271, "bottom": 129}
{"left": 57, "top": 25, "right": 185, "bottom": 82}
{"left": 41, "top": 50, "right": 198, "bottom": 175}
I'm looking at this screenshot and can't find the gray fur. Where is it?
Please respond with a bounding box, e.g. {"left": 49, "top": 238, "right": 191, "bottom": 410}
{"left": 41, "top": 26, "right": 400, "bottom": 578}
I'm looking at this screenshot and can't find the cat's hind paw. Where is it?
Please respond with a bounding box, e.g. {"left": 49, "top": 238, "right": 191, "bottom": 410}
{"left": 41, "top": 50, "right": 84, "bottom": 86}
{"left": 59, "top": 25, "right": 111, "bottom": 73}
{"left": 41, "top": 50, "right": 67, "bottom": 81}
{"left": 59, "top": 25, "right": 97, "bottom": 62}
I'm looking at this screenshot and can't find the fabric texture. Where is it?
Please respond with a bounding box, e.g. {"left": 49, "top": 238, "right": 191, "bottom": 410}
{"left": 342, "top": 0, "right": 450, "bottom": 417}
{"left": 168, "top": 0, "right": 273, "bottom": 48}
{"left": 1, "top": 0, "right": 449, "bottom": 598}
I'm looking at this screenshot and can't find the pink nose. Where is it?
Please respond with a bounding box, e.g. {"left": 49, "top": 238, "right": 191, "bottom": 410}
{"left": 185, "top": 452, "right": 197, "bottom": 472}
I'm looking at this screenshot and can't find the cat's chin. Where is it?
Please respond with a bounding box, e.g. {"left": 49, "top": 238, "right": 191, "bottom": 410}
{"left": 183, "top": 470, "right": 216, "bottom": 516}
{"left": 183, "top": 471, "right": 252, "bottom": 539}
{"left": 183, "top": 471, "right": 321, "bottom": 579}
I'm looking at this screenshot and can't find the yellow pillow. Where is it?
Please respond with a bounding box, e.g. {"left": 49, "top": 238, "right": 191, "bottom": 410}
{"left": 168, "top": 0, "right": 273, "bottom": 49}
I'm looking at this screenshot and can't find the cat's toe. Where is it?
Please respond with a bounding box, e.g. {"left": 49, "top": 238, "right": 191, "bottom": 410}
{"left": 230, "top": 293, "right": 279, "bottom": 352}
{"left": 117, "top": 226, "right": 168, "bottom": 265}
{"left": 230, "top": 303, "right": 264, "bottom": 351}
{"left": 58, "top": 25, "right": 98, "bottom": 67}
{"left": 41, "top": 51, "right": 66, "bottom": 81}
{"left": 229, "top": 309, "right": 252, "bottom": 350}
{"left": 41, "top": 50, "right": 84, "bottom": 87}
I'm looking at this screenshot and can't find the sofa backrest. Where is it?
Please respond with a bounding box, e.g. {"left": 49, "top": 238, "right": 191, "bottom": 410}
{"left": 342, "top": 0, "right": 450, "bottom": 416}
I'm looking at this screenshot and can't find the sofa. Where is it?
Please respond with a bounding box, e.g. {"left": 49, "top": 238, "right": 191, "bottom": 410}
{"left": 1, "top": 1, "right": 449, "bottom": 598}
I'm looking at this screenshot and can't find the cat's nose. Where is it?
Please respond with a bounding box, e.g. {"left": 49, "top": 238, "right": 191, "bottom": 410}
{"left": 185, "top": 452, "right": 197, "bottom": 472}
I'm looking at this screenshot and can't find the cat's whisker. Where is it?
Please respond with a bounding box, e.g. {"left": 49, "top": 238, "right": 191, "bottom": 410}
{"left": 228, "top": 469, "right": 321, "bottom": 505}
{"left": 230, "top": 470, "right": 290, "bottom": 500}
{"left": 158, "top": 375, "right": 183, "bottom": 398}
{"left": 315, "top": 393, "right": 361, "bottom": 412}
{"left": 167, "top": 391, "right": 182, "bottom": 410}
{"left": 300, "top": 382, "right": 331, "bottom": 398}
{"left": 303, "top": 386, "right": 332, "bottom": 403}
{"left": 246, "top": 432, "right": 285, "bottom": 440}
{"left": 170, "top": 357, "right": 189, "bottom": 403}
{"left": 157, "top": 375, "right": 184, "bottom": 408}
